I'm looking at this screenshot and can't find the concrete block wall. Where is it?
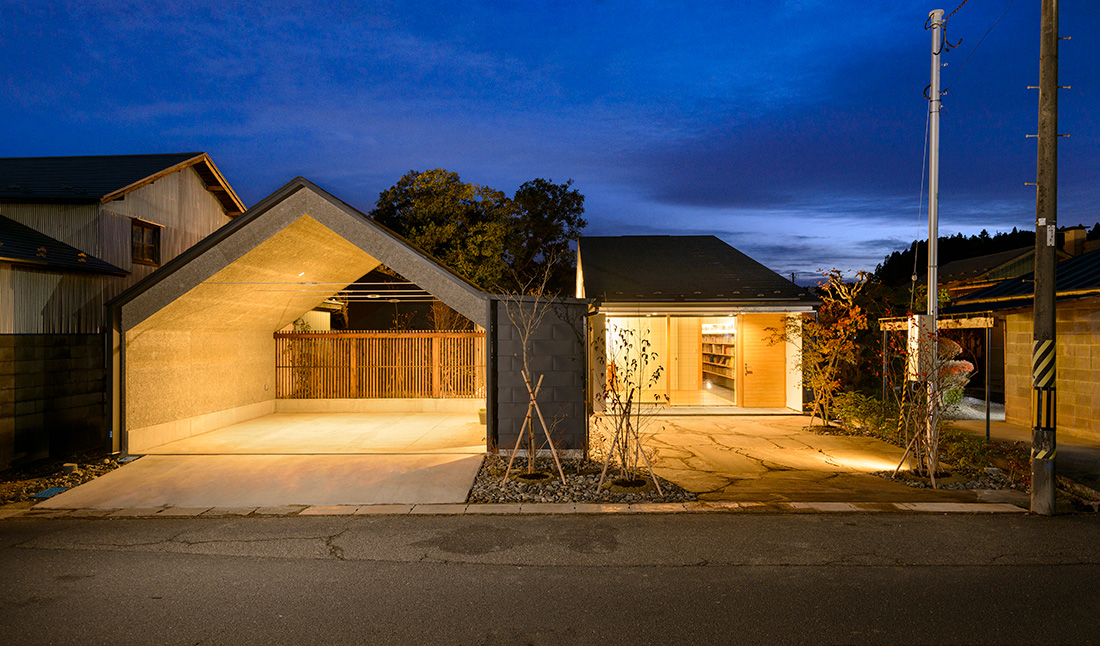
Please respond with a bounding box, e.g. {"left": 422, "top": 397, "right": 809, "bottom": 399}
{"left": 493, "top": 299, "right": 587, "bottom": 452}
{"left": 0, "top": 334, "right": 108, "bottom": 468}
{"left": 1004, "top": 298, "right": 1100, "bottom": 441}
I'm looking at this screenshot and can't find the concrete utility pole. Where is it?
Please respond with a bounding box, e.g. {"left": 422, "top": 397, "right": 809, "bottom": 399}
{"left": 1031, "top": 0, "right": 1059, "bottom": 515}
{"left": 926, "top": 8, "right": 944, "bottom": 477}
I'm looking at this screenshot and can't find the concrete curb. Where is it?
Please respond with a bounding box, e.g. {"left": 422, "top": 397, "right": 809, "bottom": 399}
{"left": 1, "top": 500, "right": 1030, "bottom": 519}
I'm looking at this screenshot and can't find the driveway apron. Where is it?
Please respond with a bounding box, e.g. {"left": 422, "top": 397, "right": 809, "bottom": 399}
{"left": 37, "top": 413, "right": 485, "bottom": 509}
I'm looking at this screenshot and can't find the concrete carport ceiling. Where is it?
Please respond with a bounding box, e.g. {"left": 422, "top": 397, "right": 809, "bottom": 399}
{"left": 115, "top": 178, "right": 490, "bottom": 334}
{"left": 132, "top": 215, "right": 377, "bottom": 334}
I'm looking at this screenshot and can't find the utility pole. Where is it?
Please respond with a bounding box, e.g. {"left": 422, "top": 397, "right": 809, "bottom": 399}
{"left": 1031, "top": 0, "right": 1059, "bottom": 515}
{"left": 926, "top": 8, "right": 943, "bottom": 478}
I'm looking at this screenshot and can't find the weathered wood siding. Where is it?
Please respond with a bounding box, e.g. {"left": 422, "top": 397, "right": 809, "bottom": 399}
{"left": 0, "top": 203, "right": 100, "bottom": 252}
{"left": 98, "top": 166, "right": 230, "bottom": 270}
{"left": 0, "top": 266, "right": 117, "bottom": 334}
{"left": 0, "top": 166, "right": 232, "bottom": 333}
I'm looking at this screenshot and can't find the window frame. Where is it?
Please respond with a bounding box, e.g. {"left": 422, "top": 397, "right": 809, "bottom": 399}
{"left": 131, "top": 219, "right": 162, "bottom": 267}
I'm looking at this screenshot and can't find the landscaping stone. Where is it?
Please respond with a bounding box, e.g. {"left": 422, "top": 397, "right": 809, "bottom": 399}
{"left": 467, "top": 455, "right": 697, "bottom": 505}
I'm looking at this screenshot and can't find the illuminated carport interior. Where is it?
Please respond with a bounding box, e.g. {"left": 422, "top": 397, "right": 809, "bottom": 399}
{"left": 115, "top": 180, "right": 489, "bottom": 453}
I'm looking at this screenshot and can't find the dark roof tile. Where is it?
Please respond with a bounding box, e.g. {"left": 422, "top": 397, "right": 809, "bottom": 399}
{"left": 0, "top": 214, "right": 127, "bottom": 275}
{"left": 0, "top": 153, "right": 203, "bottom": 201}
{"left": 579, "top": 235, "right": 811, "bottom": 304}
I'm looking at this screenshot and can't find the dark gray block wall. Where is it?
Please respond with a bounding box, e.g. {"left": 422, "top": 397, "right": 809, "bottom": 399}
{"left": 0, "top": 334, "right": 108, "bottom": 468}
{"left": 491, "top": 298, "right": 588, "bottom": 453}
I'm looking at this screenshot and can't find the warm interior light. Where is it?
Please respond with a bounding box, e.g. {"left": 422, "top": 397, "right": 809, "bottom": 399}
{"left": 298, "top": 272, "right": 306, "bottom": 277}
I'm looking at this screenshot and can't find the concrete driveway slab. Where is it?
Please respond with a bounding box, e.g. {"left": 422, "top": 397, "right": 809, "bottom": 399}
{"left": 37, "top": 453, "right": 484, "bottom": 509}
{"left": 143, "top": 412, "right": 484, "bottom": 455}
{"left": 34, "top": 412, "right": 486, "bottom": 510}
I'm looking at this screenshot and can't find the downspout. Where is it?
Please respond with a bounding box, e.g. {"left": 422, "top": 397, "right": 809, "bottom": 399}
{"left": 108, "top": 306, "right": 123, "bottom": 454}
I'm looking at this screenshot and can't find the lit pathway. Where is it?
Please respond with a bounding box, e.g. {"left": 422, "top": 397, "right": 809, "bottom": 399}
{"left": 648, "top": 415, "right": 1026, "bottom": 504}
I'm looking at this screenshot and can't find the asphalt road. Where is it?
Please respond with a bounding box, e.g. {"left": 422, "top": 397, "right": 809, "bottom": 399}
{"left": 3, "top": 513, "right": 1099, "bottom": 645}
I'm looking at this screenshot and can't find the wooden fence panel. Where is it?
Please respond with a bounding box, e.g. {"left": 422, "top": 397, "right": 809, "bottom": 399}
{"left": 275, "top": 330, "right": 486, "bottom": 399}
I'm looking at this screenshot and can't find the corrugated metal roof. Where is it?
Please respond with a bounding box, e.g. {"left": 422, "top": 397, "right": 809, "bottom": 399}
{"left": 0, "top": 153, "right": 244, "bottom": 215}
{"left": 579, "top": 235, "right": 812, "bottom": 304}
{"left": 945, "top": 248, "right": 1100, "bottom": 312}
{"left": 0, "top": 214, "right": 127, "bottom": 275}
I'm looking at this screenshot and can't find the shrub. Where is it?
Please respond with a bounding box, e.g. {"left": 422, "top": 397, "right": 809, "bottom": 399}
{"left": 832, "top": 391, "right": 902, "bottom": 443}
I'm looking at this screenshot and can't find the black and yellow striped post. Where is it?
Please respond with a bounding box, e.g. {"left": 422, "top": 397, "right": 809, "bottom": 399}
{"left": 1031, "top": 340, "right": 1056, "bottom": 513}
{"left": 1031, "top": 0, "right": 1059, "bottom": 516}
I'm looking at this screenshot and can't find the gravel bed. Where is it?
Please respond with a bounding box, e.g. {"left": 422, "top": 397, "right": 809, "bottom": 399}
{"left": 872, "top": 469, "right": 1027, "bottom": 491}
{"left": 0, "top": 450, "right": 124, "bottom": 504}
{"left": 468, "top": 454, "right": 697, "bottom": 504}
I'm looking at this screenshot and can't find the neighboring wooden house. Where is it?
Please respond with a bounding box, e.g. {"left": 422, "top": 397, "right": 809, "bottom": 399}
{"left": 577, "top": 235, "right": 816, "bottom": 411}
{"left": 946, "top": 248, "right": 1100, "bottom": 442}
{"left": 0, "top": 153, "right": 244, "bottom": 467}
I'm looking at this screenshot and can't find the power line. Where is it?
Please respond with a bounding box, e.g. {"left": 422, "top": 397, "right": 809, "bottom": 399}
{"left": 944, "top": 0, "right": 1016, "bottom": 93}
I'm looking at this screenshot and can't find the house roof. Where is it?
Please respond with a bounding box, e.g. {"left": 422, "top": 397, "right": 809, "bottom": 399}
{"left": 0, "top": 214, "right": 127, "bottom": 275}
{"left": 945, "top": 248, "right": 1100, "bottom": 313}
{"left": 578, "top": 235, "right": 812, "bottom": 307}
{"left": 0, "top": 152, "right": 244, "bottom": 215}
{"left": 936, "top": 247, "right": 1032, "bottom": 285}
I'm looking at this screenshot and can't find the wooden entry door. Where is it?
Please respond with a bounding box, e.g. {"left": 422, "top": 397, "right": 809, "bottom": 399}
{"left": 740, "top": 313, "right": 786, "bottom": 408}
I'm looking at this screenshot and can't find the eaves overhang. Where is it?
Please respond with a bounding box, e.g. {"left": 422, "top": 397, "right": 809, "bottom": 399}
{"left": 593, "top": 300, "right": 817, "bottom": 316}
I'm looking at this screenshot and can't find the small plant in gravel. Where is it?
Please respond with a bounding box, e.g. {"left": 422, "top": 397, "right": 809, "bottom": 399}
{"left": 468, "top": 455, "right": 696, "bottom": 505}
{"left": 591, "top": 321, "right": 667, "bottom": 493}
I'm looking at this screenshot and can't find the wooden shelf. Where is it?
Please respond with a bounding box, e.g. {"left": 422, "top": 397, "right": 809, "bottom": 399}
{"left": 702, "top": 333, "right": 736, "bottom": 390}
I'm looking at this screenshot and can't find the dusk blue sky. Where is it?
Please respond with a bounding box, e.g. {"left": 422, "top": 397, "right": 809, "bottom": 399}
{"left": 4, "top": 1, "right": 1099, "bottom": 282}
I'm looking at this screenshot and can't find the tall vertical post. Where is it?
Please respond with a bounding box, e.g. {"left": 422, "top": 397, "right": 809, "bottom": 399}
{"left": 1031, "top": 0, "right": 1059, "bottom": 515}
{"left": 926, "top": 9, "right": 944, "bottom": 477}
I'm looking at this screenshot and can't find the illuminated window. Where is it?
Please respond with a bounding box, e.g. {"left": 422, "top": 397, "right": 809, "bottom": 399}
{"left": 132, "top": 220, "right": 160, "bottom": 266}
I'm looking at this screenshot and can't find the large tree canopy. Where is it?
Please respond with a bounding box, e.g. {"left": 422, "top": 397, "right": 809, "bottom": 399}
{"left": 509, "top": 178, "right": 587, "bottom": 292}
{"left": 371, "top": 169, "right": 511, "bottom": 289}
{"left": 369, "top": 169, "right": 586, "bottom": 293}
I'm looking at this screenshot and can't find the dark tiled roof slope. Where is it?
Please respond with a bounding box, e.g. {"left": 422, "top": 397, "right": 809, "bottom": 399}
{"left": 936, "top": 247, "right": 1031, "bottom": 284}
{"left": 946, "top": 248, "right": 1100, "bottom": 312}
{"left": 0, "top": 214, "right": 126, "bottom": 275}
{"left": 0, "top": 153, "right": 202, "bottom": 202}
{"left": 579, "top": 235, "right": 810, "bottom": 303}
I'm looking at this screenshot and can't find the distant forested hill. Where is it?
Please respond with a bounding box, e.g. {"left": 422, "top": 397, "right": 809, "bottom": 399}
{"left": 874, "top": 223, "right": 1100, "bottom": 286}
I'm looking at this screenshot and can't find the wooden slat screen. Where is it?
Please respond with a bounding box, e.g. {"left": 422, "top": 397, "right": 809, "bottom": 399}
{"left": 274, "top": 330, "right": 486, "bottom": 399}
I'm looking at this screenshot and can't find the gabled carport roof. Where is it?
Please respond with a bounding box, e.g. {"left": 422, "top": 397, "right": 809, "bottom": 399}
{"left": 108, "top": 177, "right": 490, "bottom": 332}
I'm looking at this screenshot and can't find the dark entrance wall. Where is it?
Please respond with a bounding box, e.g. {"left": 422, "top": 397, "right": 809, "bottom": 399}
{"left": 0, "top": 333, "right": 108, "bottom": 468}
{"left": 488, "top": 298, "right": 587, "bottom": 453}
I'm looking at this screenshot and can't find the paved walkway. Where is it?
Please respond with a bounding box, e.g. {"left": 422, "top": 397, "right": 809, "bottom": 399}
{"left": 648, "top": 415, "right": 1028, "bottom": 504}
